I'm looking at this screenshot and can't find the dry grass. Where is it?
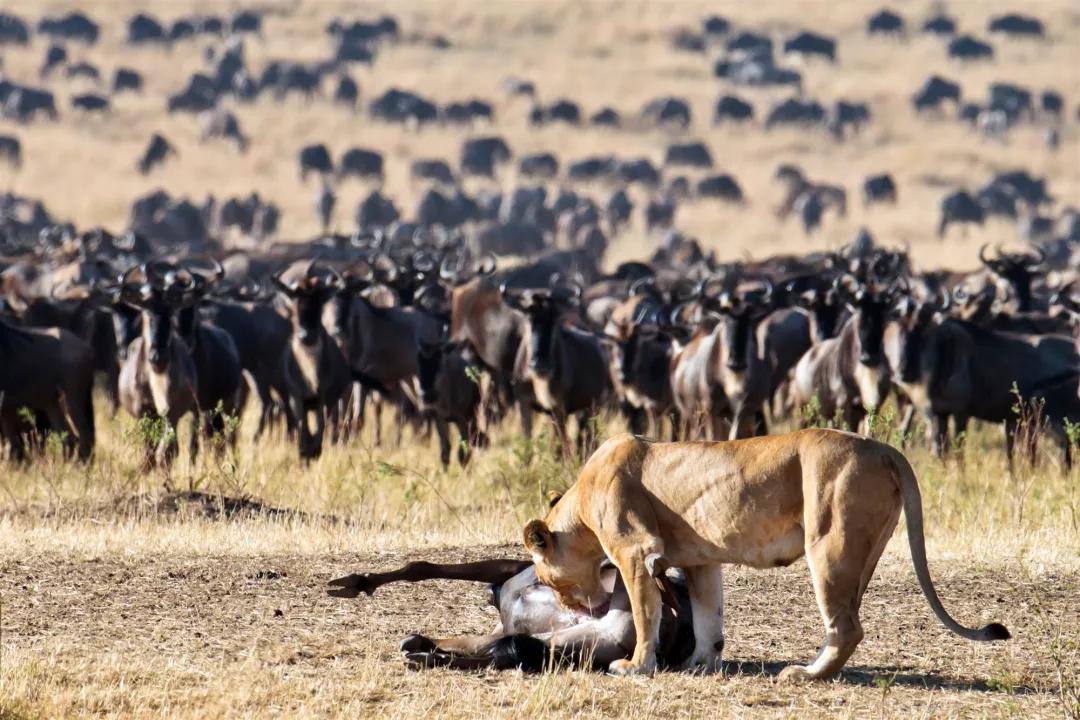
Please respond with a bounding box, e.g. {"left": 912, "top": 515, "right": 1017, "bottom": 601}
{"left": 3, "top": 1, "right": 1080, "bottom": 717}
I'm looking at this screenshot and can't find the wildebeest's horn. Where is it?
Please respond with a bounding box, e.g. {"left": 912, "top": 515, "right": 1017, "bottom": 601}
{"left": 1026, "top": 245, "right": 1046, "bottom": 268}
{"left": 938, "top": 286, "right": 952, "bottom": 312}
{"left": 439, "top": 251, "right": 464, "bottom": 282}
{"left": 271, "top": 266, "right": 297, "bottom": 296}
{"left": 978, "top": 243, "right": 992, "bottom": 266}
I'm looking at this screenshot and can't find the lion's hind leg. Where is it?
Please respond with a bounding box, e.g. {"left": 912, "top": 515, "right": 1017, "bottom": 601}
{"left": 779, "top": 539, "right": 866, "bottom": 683}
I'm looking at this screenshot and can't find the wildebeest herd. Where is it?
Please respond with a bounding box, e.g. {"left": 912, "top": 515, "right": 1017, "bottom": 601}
{"left": 2, "top": 5, "right": 1079, "bottom": 472}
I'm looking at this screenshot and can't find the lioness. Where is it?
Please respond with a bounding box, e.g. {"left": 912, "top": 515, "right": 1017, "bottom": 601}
{"left": 523, "top": 428, "right": 1010, "bottom": 679}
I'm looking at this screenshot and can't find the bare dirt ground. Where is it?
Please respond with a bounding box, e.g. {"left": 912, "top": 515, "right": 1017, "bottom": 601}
{"left": 2, "top": 534, "right": 1077, "bottom": 719}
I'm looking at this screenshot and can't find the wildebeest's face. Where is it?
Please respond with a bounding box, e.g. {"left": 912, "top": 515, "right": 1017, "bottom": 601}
{"left": 524, "top": 302, "right": 559, "bottom": 377}
{"left": 853, "top": 296, "right": 890, "bottom": 366}
{"left": 416, "top": 341, "right": 444, "bottom": 406}
{"left": 293, "top": 290, "right": 328, "bottom": 347}
{"left": 144, "top": 307, "right": 173, "bottom": 371}
{"left": 111, "top": 303, "right": 141, "bottom": 361}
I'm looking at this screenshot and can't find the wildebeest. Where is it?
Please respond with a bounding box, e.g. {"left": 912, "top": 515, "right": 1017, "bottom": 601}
{"left": 411, "top": 159, "right": 455, "bottom": 186}
{"left": 518, "top": 153, "right": 559, "bottom": 180}
{"left": 71, "top": 94, "right": 109, "bottom": 114}
{"left": 913, "top": 75, "right": 961, "bottom": 113}
{"left": 697, "top": 175, "right": 744, "bottom": 203}
{"left": 338, "top": 148, "right": 383, "bottom": 181}
{"left": 664, "top": 142, "right": 712, "bottom": 169}
{"left": 113, "top": 68, "right": 144, "bottom": 94}
{"left": 299, "top": 143, "right": 333, "bottom": 180}
{"left": 334, "top": 75, "right": 360, "bottom": 108}
{"left": 529, "top": 99, "right": 581, "bottom": 126}
{"left": 38, "top": 11, "right": 100, "bottom": 44}
{"left": 137, "top": 133, "right": 176, "bottom": 176}
{"left": 640, "top": 97, "right": 691, "bottom": 129}
{"left": 0, "top": 12, "right": 30, "bottom": 45}
{"left": 863, "top": 174, "right": 898, "bottom": 205}
{"left": 783, "top": 31, "right": 836, "bottom": 61}
{"left": 713, "top": 94, "right": 754, "bottom": 123}
{"left": 461, "top": 137, "right": 512, "bottom": 178}
{"left": 938, "top": 190, "right": 985, "bottom": 237}
{"left": 272, "top": 263, "right": 350, "bottom": 460}
{"left": 949, "top": 35, "right": 994, "bottom": 61}
{"left": 0, "top": 317, "right": 96, "bottom": 461}
{"left": 0, "top": 135, "right": 21, "bottom": 169}
{"left": 502, "top": 279, "right": 610, "bottom": 455}
{"left": 867, "top": 9, "right": 904, "bottom": 36}
{"left": 200, "top": 109, "right": 247, "bottom": 152}
{"left": 988, "top": 14, "right": 1044, "bottom": 38}
{"left": 590, "top": 107, "right": 621, "bottom": 127}
{"left": 766, "top": 98, "right": 826, "bottom": 129}
{"left": 922, "top": 14, "right": 957, "bottom": 36}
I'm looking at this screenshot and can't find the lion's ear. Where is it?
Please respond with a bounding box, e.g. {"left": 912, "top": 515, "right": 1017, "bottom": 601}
{"left": 546, "top": 491, "right": 563, "bottom": 509}
{"left": 523, "top": 519, "right": 554, "bottom": 554}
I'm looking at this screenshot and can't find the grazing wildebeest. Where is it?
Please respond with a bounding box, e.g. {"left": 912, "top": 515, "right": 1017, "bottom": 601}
{"left": 867, "top": 10, "right": 904, "bottom": 36}
{"left": 697, "top": 175, "right": 744, "bottom": 203}
{"left": 766, "top": 98, "right": 827, "bottom": 128}
{"left": 338, "top": 148, "right": 383, "bottom": 181}
{"left": 461, "top": 136, "right": 511, "bottom": 178}
{"left": 664, "top": 142, "right": 712, "bottom": 169}
{"left": 518, "top": 153, "right": 559, "bottom": 180}
{"left": 590, "top": 107, "right": 621, "bottom": 127}
{"left": 713, "top": 94, "right": 754, "bottom": 123}
{"left": 783, "top": 31, "right": 836, "bottom": 61}
{"left": 949, "top": 35, "right": 994, "bottom": 61}
{"left": 922, "top": 14, "right": 956, "bottom": 36}
{"left": 0, "top": 12, "right": 31, "bottom": 45}
{"left": 912, "top": 75, "right": 961, "bottom": 113}
{"left": 71, "top": 94, "right": 109, "bottom": 114}
{"left": 0, "top": 317, "right": 95, "bottom": 462}
{"left": 38, "top": 11, "right": 100, "bottom": 44}
{"left": 138, "top": 134, "right": 176, "bottom": 176}
{"left": 988, "top": 14, "right": 1043, "bottom": 38}
{"left": 640, "top": 97, "right": 691, "bottom": 129}
{"left": 863, "top": 174, "right": 898, "bottom": 205}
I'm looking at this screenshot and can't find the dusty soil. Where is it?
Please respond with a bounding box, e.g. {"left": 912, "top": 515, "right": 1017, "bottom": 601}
{"left": 2, "top": 541, "right": 1075, "bottom": 718}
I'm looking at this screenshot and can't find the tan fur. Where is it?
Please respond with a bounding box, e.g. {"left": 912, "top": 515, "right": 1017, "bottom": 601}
{"left": 524, "top": 429, "right": 1009, "bottom": 679}
{"left": 291, "top": 336, "right": 322, "bottom": 398}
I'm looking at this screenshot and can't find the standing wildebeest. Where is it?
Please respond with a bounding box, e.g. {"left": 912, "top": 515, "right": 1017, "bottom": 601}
{"left": 338, "top": 148, "right": 383, "bottom": 182}
{"left": 175, "top": 261, "right": 246, "bottom": 450}
{"left": 886, "top": 295, "right": 1079, "bottom": 464}
{"left": 863, "top": 173, "right": 898, "bottom": 205}
{"left": 670, "top": 278, "right": 775, "bottom": 440}
{"left": 114, "top": 262, "right": 200, "bottom": 470}
{"left": 713, "top": 94, "right": 754, "bottom": 124}
{"left": 138, "top": 133, "right": 176, "bottom": 175}
{"left": 502, "top": 279, "right": 610, "bottom": 456}
{"left": 113, "top": 68, "right": 143, "bottom": 94}
{"left": 272, "top": 263, "right": 351, "bottom": 460}
{"left": 200, "top": 109, "right": 247, "bottom": 152}
{"left": 0, "top": 317, "right": 95, "bottom": 461}
{"left": 791, "top": 275, "right": 898, "bottom": 432}
{"left": 0, "top": 135, "right": 21, "bottom": 169}
{"left": 416, "top": 333, "right": 487, "bottom": 467}
{"left": 938, "top": 190, "right": 985, "bottom": 237}
{"left": 299, "top": 143, "right": 333, "bottom": 180}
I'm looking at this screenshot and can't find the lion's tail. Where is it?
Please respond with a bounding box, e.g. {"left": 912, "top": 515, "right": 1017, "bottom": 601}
{"left": 885, "top": 450, "right": 1011, "bottom": 642}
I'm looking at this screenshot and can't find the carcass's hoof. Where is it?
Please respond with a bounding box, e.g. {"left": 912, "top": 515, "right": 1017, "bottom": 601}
{"left": 400, "top": 634, "right": 437, "bottom": 654}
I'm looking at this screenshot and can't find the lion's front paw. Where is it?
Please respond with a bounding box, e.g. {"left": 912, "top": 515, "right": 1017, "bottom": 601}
{"left": 608, "top": 658, "right": 656, "bottom": 676}
{"left": 680, "top": 652, "right": 723, "bottom": 675}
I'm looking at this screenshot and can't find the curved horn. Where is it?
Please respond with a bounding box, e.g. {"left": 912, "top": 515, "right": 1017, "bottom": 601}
{"left": 1026, "top": 244, "right": 1046, "bottom": 268}
{"left": 439, "top": 251, "right": 465, "bottom": 282}
{"left": 477, "top": 253, "right": 496, "bottom": 276}
{"left": 978, "top": 243, "right": 993, "bottom": 266}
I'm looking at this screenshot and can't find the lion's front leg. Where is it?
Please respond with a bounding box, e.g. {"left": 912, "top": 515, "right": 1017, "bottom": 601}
{"left": 680, "top": 564, "right": 725, "bottom": 674}
{"left": 607, "top": 546, "right": 663, "bottom": 676}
